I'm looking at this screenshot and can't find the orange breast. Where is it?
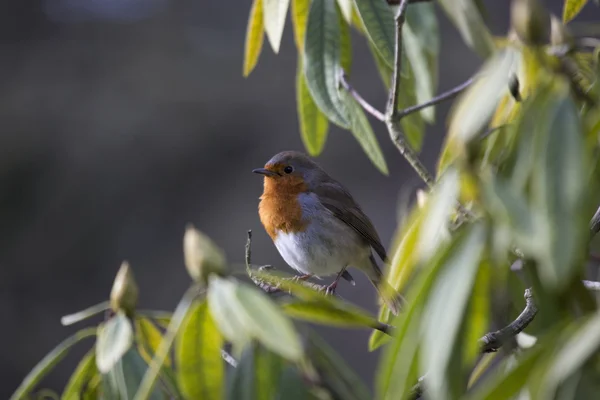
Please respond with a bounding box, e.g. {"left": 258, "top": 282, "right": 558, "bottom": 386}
{"left": 258, "top": 176, "right": 308, "bottom": 240}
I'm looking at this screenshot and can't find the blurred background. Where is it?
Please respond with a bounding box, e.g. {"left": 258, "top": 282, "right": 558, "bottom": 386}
{"left": 1, "top": 0, "right": 598, "bottom": 396}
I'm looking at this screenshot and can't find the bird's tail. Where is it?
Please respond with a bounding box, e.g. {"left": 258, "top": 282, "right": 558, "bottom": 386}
{"left": 367, "top": 256, "right": 404, "bottom": 316}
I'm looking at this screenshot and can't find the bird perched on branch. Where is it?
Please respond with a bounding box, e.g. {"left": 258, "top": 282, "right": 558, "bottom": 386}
{"left": 253, "top": 151, "right": 402, "bottom": 315}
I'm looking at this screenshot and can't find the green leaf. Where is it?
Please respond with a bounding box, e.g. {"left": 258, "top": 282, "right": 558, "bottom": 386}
{"left": 291, "top": 0, "right": 310, "bottom": 51}
{"left": 353, "top": 0, "right": 395, "bottom": 67}
{"left": 368, "top": 40, "right": 391, "bottom": 89}
{"left": 437, "top": 0, "right": 495, "bottom": 58}
{"left": 338, "top": 86, "right": 389, "bottom": 174}
{"left": 134, "top": 286, "right": 199, "bottom": 400}
{"left": 227, "top": 342, "right": 285, "bottom": 400}
{"left": 337, "top": 0, "right": 353, "bottom": 23}
{"left": 296, "top": 56, "right": 329, "bottom": 156}
{"left": 396, "top": 58, "right": 426, "bottom": 152}
{"left": 307, "top": 331, "right": 371, "bottom": 400}
{"left": 463, "top": 261, "right": 491, "bottom": 366}
{"left": 244, "top": 0, "right": 265, "bottom": 77}
{"left": 62, "top": 350, "right": 97, "bottom": 400}
{"left": 61, "top": 301, "right": 110, "bottom": 326}
{"left": 421, "top": 223, "right": 487, "bottom": 400}
{"left": 403, "top": 2, "right": 439, "bottom": 122}
{"left": 448, "top": 48, "right": 519, "bottom": 148}
{"left": 263, "top": 0, "right": 291, "bottom": 53}
{"left": 277, "top": 366, "right": 313, "bottom": 400}
{"left": 208, "top": 276, "right": 303, "bottom": 361}
{"left": 103, "top": 349, "right": 163, "bottom": 400}
{"left": 96, "top": 311, "right": 134, "bottom": 374}
{"left": 10, "top": 328, "right": 96, "bottom": 400}
{"left": 563, "top": 0, "right": 589, "bottom": 22}
{"left": 175, "top": 299, "right": 224, "bottom": 400}
{"left": 304, "top": 0, "right": 350, "bottom": 128}
{"left": 339, "top": 5, "right": 352, "bottom": 75}
{"left": 282, "top": 298, "right": 387, "bottom": 331}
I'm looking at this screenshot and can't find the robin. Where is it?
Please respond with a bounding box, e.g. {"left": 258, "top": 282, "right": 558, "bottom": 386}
{"left": 253, "top": 151, "right": 402, "bottom": 315}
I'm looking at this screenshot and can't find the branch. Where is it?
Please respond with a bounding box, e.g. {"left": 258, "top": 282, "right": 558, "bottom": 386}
{"left": 387, "top": 0, "right": 411, "bottom": 119}
{"left": 340, "top": 72, "right": 385, "bottom": 121}
{"left": 479, "top": 288, "right": 538, "bottom": 353}
{"left": 590, "top": 206, "right": 600, "bottom": 237}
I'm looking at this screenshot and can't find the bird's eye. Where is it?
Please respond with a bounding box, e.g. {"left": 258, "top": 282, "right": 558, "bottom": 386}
{"left": 283, "top": 166, "right": 294, "bottom": 174}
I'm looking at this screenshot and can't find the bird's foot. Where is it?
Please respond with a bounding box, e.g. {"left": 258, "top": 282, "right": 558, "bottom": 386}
{"left": 287, "top": 274, "right": 313, "bottom": 282}
{"left": 325, "top": 281, "right": 338, "bottom": 296}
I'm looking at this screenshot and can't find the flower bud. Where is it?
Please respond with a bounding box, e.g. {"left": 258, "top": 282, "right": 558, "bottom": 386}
{"left": 550, "top": 15, "right": 574, "bottom": 50}
{"left": 110, "top": 261, "right": 139, "bottom": 316}
{"left": 184, "top": 224, "right": 227, "bottom": 284}
{"left": 510, "top": 0, "right": 550, "bottom": 46}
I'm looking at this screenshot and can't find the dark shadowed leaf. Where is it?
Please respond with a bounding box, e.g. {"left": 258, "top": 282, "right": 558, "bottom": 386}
{"left": 307, "top": 331, "right": 371, "bottom": 400}
{"left": 208, "top": 276, "right": 303, "bottom": 361}
{"left": 175, "top": 299, "right": 224, "bottom": 400}
{"left": 244, "top": 0, "right": 265, "bottom": 77}
{"left": 96, "top": 311, "right": 134, "bottom": 374}
{"left": 102, "top": 348, "right": 163, "bottom": 400}
{"left": 421, "top": 223, "right": 486, "bottom": 400}
{"left": 263, "top": 0, "right": 291, "bottom": 53}
{"left": 403, "top": 2, "right": 439, "bottom": 122}
{"left": 304, "top": 0, "right": 350, "bottom": 128}
{"left": 61, "top": 350, "right": 97, "bottom": 400}
{"left": 277, "top": 366, "right": 313, "bottom": 400}
{"left": 437, "top": 0, "right": 495, "bottom": 58}
{"left": 563, "top": 0, "right": 590, "bottom": 22}
{"left": 61, "top": 301, "right": 110, "bottom": 326}
{"left": 227, "top": 343, "right": 285, "bottom": 400}
{"left": 10, "top": 328, "right": 96, "bottom": 400}
{"left": 338, "top": 87, "right": 388, "bottom": 174}
{"left": 353, "top": 0, "right": 395, "bottom": 67}
{"left": 297, "top": 57, "right": 329, "bottom": 156}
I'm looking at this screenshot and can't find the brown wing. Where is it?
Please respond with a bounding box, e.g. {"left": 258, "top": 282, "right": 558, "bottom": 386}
{"left": 314, "top": 182, "right": 387, "bottom": 261}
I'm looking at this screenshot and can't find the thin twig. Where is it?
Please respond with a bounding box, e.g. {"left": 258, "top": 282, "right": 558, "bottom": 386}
{"left": 395, "top": 77, "right": 474, "bottom": 121}
{"left": 479, "top": 288, "right": 537, "bottom": 353}
{"left": 576, "top": 37, "right": 600, "bottom": 49}
{"left": 340, "top": 72, "right": 385, "bottom": 121}
{"left": 590, "top": 206, "right": 600, "bottom": 237}
{"left": 583, "top": 280, "right": 600, "bottom": 291}
{"left": 387, "top": 0, "right": 411, "bottom": 119}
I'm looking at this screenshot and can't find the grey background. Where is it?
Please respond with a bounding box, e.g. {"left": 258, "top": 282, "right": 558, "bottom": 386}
{"left": 0, "top": 0, "right": 597, "bottom": 397}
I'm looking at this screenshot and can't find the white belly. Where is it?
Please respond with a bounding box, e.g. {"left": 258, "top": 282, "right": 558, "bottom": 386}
{"left": 273, "top": 193, "right": 369, "bottom": 277}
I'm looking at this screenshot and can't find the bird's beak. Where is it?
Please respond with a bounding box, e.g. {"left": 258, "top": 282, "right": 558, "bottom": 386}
{"left": 252, "top": 168, "right": 279, "bottom": 177}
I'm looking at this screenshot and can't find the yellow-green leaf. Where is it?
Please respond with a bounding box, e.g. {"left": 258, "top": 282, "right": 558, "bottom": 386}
{"left": 263, "top": 0, "right": 291, "bottom": 53}
{"left": 62, "top": 350, "right": 97, "bottom": 400}
{"left": 291, "top": 0, "right": 310, "bottom": 51}
{"left": 176, "top": 300, "right": 224, "bottom": 400}
{"left": 296, "top": 56, "right": 329, "bottom": 156}
{"left": 135, "top": 317, "right": 170, "bottom": 367}
{"left": 337, "top": 0, "right": 353, "bottom": 23}
{"left": 243, "top": 0, "right": 265, "bottom": 77}
{"left": 340, "top": 4, "right": 352, "bottom": 74}
{"left": 563, "top": 0, "right": 589, "bottom": 23}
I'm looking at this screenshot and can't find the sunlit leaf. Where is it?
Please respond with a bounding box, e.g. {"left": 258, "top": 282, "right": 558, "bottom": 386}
{"left": 96, "top": 311, "right": 134, "bottom": 374}
{"left": 263, "top": 0, "right": 291, "bottom": 53}
{"left": 563, "top": 0, "right": 589, "bottom": 22}
{"left": 437, "top": 0, "right": 495, "bottom": 58}
{"left": 338, "top": 86, "right": 389, "bottom": 174}
{"left": 292, "top": 0, "right": 309, "bottom": 51}
{"left": 10, "top": 328, "right": 96, "bottom": 400}
{"left": 421, "top": 223, "right": 487, "bottom": 400}
{"left": 307, "top": 332, "right": 371, "bottom": 400}
{"left": 337, "top": 0, "right": 353, "bottom": 23}
{"left": 61, "top": 301, "right": 110, "bottom": 326}
{"left": 61, "top": 350, "right": 97, "bottom": 400}
{"left": 296, "top": 56, "right": 329, "bottom": 156}
{"left": 403, "top": 2, "right": 439, "bottom": 122}
{"left": 304, "top": 0, "right": 350, "bottom": 128}
{"left": 176, "top": 299, "right": 224, "bottom": 400}
{"left": 244, "top": 0, "right": 265, "bottom": 77}
{"left": 353, "top": 0, "right": 395, "bottom": 67}
{"left": 208, "top": 276, "right": 303, "bottom": 361}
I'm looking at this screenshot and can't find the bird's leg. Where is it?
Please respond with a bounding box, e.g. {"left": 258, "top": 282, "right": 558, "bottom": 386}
{"left": 325, "top": 268, "right": 347, "bottom": 296}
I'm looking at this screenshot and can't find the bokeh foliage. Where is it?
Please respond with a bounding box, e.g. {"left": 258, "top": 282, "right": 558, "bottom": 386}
{"left": 11, "top": 0, "right": 600, "bottom": 399}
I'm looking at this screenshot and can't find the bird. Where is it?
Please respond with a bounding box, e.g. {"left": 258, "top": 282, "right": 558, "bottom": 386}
{"left": 252, "top": 150, "right": 402, "bottom": 315}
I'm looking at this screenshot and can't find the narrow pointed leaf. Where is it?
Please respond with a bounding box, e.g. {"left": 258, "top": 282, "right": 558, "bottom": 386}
{"left": 61, "top": 301, "right": 110, "bottom": 326}
{"left": 353, "top": 0, "right": 395, "bottom": 67}
{"left": 176, "top": 299, "right": 224, "bottom": 400}
{"left": 337, "top": 0, "right": 353, "bottom": 23}
{"left": 292, "top": 0, "right": 310, "bottom": 51}
{"left": 10, "top": 328, "right": 96, "bottom": 400}
{"left": 563, "top": 0, "right": 589, "bottom": 22}
{"left": 263, "top": 0, "right": 291, "bottom": 53}
{"left": 437, "top": 0, "right": 495, "bottom": 58}
{"left": 244, "top": 0, "right": 265, "bottom": 77}
{"left": 339, "top": 87, "right": 388, "bottom": 174}
{"left": 297, "top": 57, "right": 329, "bottom": 156}
{"left": 96, "top": 311, "right": 134, "bottom": 374}
{"left": 339, "top": 5, "right": 352, "bottom": 74}
{"left": 227, "top": 343, "right": 284, "bottom": 400}
{"left": 103, "top": 349, "right": 163, "bottom": 400}
{"left": 135, "top": 317, "right": 170, "bottom": 367}
{"left": 62, "top": 350, "right": 97, "bottom": 400}
{"left": 304, "top": 0, "right": 350, "bottom": 128}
